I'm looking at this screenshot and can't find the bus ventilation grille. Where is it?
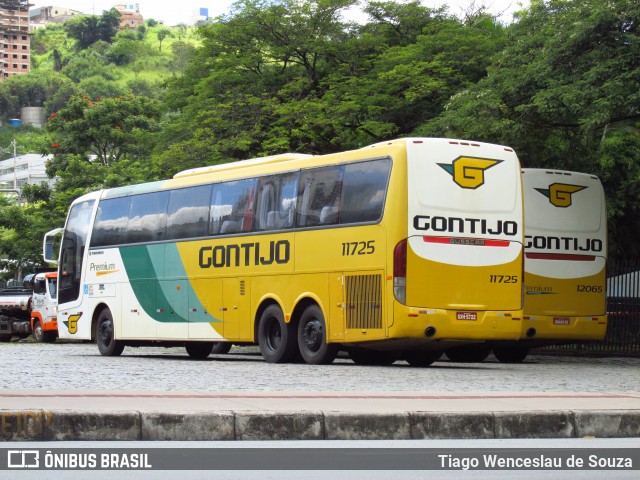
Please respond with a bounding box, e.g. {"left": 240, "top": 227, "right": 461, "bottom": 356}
{"left": 345, "top": 274, "right": 382, "bottom": 329}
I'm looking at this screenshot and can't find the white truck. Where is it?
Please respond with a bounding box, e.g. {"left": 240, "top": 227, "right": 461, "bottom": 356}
{"left": 0, "top": 271, "right": 58, "bottom": 343}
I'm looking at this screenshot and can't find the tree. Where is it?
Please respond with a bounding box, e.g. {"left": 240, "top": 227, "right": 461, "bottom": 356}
{"left": 0, "top": 199, "right": 54, "bottom": 279}
{"left": 421, "top": 0, "right": 640, "bottom": 258}
{"left": 46, "top": 95, "right": 162, "bottom": 167}
{"left": 156, "top": 28, "right": 171, "bottom": 52}
{"left": 64, "top": 9, "right": 122, "bottom": 49}
{"left": 0, "top": 71, "right": 78, "bottom": 118}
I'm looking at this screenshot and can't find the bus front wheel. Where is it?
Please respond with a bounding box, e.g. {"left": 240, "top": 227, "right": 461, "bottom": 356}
{"left": 258, "top": 304, "right": 298, "bottom": 363}
{"left": 96, "top": 309, "right": 125, "bottom": 357}
{"left": 298, "top": 305, "right": 338, "bottom": 365}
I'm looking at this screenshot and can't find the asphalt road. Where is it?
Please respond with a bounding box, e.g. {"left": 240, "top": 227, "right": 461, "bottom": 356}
{"left": 1, "top": 341, "right": 638, "bottom": 393}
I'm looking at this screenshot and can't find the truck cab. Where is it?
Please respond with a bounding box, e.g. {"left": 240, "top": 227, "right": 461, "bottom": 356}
{"left": 31, "top": 272, "right": 58, "bottom": 343}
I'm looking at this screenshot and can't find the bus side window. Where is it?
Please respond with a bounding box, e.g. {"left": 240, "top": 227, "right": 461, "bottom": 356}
{"left": 210, "top": 179, "right": 257, "bottom": 236}
{"left": 91, "top": 197, "right": 130, "bottom": 247}
{"left": 256, "top": 172, "right": 298, "bottom": 231}
{"left": 127, "top": 191, "right": 169, "bottom": 244}
{"left": 166, "top": 184, "right": 212, "bottom": 240}
{"left": 297, "top": 166, "right": 343, "bottom": 227}
{"left": 340, "top": 158, "right": 391, "bottom": 224}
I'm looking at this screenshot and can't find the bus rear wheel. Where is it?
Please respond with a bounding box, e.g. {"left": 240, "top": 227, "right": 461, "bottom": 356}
{"left": 185, "top": 342, "right": 214, "bottom": 360}
{"left": 405, "top": 350, "right": 442, "bottom": 367}
{"left": 493, "top": 347, "right": 529, "bottom": 363}
{"left": 258, "top": 304, "right": 298, "bottom": 363}
{"left": 298, "top": 305, "right": 338, "bottom": 365}
{"left": 445, "top": 346, "right": 491, "bottom": 363}
{"left": 96, "top": 309, "right": 125, "bottom": 357}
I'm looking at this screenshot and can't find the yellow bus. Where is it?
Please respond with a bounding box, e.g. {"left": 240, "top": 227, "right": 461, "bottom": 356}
{"left": 446, "top": 168, "right": 608, "bottom": 363}
{"left": 493, "top": 168, "right": 607, "bottom": 362}
{"left": 45, "top": 138, "right": 525, "bottom": 366}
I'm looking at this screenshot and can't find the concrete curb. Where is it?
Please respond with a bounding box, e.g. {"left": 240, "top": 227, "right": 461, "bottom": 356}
{"left": 2, "top": 409, "right": 640, "bottom": 441}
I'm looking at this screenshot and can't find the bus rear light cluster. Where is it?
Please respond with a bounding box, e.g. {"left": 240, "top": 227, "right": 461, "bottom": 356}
{"left": 393, "top": 239, "right": 407, "bottom": 304}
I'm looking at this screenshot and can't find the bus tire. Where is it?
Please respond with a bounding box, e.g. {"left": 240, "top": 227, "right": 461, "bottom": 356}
{"left": 258, "top": 304, "right": 298, "bottom": 363}
{"left": 186, "top": 342, "right": 214, "bottom": 359}
{"left": 96, "top": 309, "right": 125, "bottom": 357}
{"left": 32, "top": 320, "right": 44, "bottom": 343}
{"left": 445, "top": 346, "right": 491, "bottom": 363}
{"left": 211, "top": 342, "right": 232, "bottom": 354}
{"left": 298, "top": 305, "right": 338, "bottom": 365}
{"left": 405, "top": 350, "right": 442, "bottom": 367}
{"left": 348, "top": 348, "right": 396, "bottom": 366}
{"left": 0, "top": 334, "right": 11, "bottom": 342}
{"left": 493, "top": 347, "right": 529, "bottom": 363}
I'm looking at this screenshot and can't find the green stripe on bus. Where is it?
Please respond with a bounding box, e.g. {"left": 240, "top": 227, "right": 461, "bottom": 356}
{"left": 120, "top": 244, "right": 221, "bottom": 324}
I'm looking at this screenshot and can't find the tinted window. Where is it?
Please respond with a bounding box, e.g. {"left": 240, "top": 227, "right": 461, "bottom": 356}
{"left": 166, "top": 184, "right": 212, "bottom": 240}
{"left": 91, "top": 197, "right": 130, "bottom": 247}
{"left": 297, "top": 166, "right": 343, "bottom": 227}
{"left": 59, "top": 200, "right": 94, "bottom": 304}
{"left": 340, "top": 158, "right": 391, "bottom": 224}
{"left": 255, "top": 172, "right": 298, "bottom": 231}
{"left": 127, "top": 191, "right": 169, "bottom": 243}
{"left": 210, "top": 179, "right": 256, "bottom": 235}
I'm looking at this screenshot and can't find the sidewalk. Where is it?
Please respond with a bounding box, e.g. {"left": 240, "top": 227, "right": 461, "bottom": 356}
{"left": 1, "top": 390, "right": 639, "bottom": 441}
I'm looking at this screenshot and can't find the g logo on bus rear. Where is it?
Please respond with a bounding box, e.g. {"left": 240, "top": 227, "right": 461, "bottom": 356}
{"left": 535, "top": 183, "right": 586, "bottom": 208}
{"left": 438, "top": 157, "right": 502, "bottom": 189}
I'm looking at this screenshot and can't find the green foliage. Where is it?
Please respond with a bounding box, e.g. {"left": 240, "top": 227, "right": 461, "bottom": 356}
{"left": 156, "top": 28, "right": 172, "bottom": 52}
{"left": 0, "top": 71, "right": 77, "bottom": 119}
{"left": 46, "top": 94, "right": 162, "bottom": 166}
{"left": 64, "top": 9, "right": 122, "bottom": 49}
{"left": 0, "top": 200, "right": 55, "bottom": 276}
{"left": 1, "top": 0, "right": 639, "bottom": 263}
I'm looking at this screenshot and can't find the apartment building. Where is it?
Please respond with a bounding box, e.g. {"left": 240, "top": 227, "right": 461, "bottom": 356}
{"left": 0, "top": 0, "right": 31, "bottom": 80}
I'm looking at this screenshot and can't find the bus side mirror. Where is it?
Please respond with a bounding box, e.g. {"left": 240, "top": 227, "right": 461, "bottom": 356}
{"left": 43, "top": 228, "right": 63, "bottom": 264}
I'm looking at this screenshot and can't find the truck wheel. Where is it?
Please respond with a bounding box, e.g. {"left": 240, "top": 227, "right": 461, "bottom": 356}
{"left": 33, "top": 320, "right": 44, "bottom": 342}
{"left": 96, "top": 309, "right": 125, "bottom": 356}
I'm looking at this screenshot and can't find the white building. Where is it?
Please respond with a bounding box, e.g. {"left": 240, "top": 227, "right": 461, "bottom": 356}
{"left": 0, "top": 153, "right": 55, "bottom": 195}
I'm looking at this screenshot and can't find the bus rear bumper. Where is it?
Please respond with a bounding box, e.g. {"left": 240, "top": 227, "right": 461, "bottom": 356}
{"left": 390, "top": 303, "right": 523, "bottom": 341}
{"left": 520, "top": 314, "right": 607, "bottom": 341}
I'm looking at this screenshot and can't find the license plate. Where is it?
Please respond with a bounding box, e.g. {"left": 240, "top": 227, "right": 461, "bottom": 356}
{"left": 553, "top": 317, "right": 570, "bottom": 325}
{"left": 456, "top": 312, "right": 477, "bottom": 321}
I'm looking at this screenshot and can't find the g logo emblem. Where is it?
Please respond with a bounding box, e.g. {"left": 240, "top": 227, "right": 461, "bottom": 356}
{"left": 535, "top": 183, "right": 586, "bottom": 208}
{"left": 438, "top": 157, "right": 502, "bottom": 189}
{"left": 64, "top": 313, "right": 82, "bottom": 334}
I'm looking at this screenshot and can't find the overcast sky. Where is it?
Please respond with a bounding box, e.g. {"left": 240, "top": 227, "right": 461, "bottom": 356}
{"left": 30, "top": 1, "right": 530, "bottom": 26}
